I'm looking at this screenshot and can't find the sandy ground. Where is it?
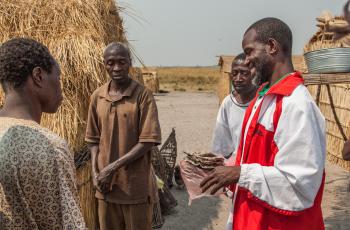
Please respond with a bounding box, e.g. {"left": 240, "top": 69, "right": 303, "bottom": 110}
{"left": 154, "top": 91, "right": 350, "bottom": 230}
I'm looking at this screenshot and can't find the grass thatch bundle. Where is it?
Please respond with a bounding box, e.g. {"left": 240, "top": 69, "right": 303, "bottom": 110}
{"left": 0, "top": 0, "right": 127, "bottom": 152}
{"left": 130, "top": 67, "right": 145, "bottom": 85}
{"left": 0, "top": 0, "right": 128, "bottom": 228}
{"left": 304, "top": 12, "right": 347, "bottom": 53}
{"left": 217, "top": 56, "right": 234, "bottom": 104}
{"left": 143, "top": 71, "right": 160, "bottom": 93}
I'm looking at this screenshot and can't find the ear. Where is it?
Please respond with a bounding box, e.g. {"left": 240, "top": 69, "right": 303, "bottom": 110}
{"left": 267, "top": 38, "right": 279, "bottom": 55}
{"left": 31, "top": 67, "right": 44, "bottom": 87}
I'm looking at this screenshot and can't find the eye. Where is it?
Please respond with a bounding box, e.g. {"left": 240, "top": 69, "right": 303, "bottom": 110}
{"left": 244, "top": 48, "right": 252, "bottom": 55}
{"left": 230, "top": 71, "right": 238, "bottom": 77}
{"left": 242, "top": 70, "right": 250, "bottom": 76}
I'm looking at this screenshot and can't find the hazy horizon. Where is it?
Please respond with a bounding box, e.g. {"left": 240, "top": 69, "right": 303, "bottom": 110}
{"left": 121, "top": 0, "right": 344, "bottom": 67}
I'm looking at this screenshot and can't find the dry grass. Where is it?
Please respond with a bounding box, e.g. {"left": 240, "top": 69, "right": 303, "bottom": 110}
{"left": 307, "top": 84, "right": 350, "bottom": 170}
{"left": 0, "top": 1, "right": 128, "bottom": 228}
{"left": 0, "top": 0, "right": 127, "bottom": 153}
{"left": 156, "top": 66, "right": 220, "bottom": 92}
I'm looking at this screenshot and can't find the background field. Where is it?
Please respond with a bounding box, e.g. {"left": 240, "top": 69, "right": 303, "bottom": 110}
{"left": 155, "top": 66, "right": 221, "bottom": 92}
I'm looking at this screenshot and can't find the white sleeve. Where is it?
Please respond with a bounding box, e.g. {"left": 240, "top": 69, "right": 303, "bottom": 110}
{"left": 238, "top": 88, "right": 326, "bottom": 212}
{"left": 211, "top": 98, "right": 234, "bottom": 158}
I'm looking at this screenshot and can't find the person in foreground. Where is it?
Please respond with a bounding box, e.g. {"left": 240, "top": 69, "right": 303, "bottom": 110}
{"left": 201, "top": 18, "right": 326, "bottom": 230}
{"left": 85, "top": 42, "right": 161, "bottom": 230}
{"left": 0, "top": 38, "right": 86, "bottom": 229}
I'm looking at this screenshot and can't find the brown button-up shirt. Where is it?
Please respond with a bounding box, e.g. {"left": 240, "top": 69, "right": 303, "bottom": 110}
{"left": 85, "top": 79, "right": 161, "bottom": 204}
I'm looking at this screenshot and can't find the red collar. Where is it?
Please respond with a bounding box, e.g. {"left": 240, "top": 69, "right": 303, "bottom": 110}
{"left": 259, "top": 72, "right": 304, "bottom": 96}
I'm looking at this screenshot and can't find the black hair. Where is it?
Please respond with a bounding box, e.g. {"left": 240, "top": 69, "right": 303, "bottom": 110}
{"left": 103, "top": 42, "right": 132, "bottom": 62}
{"left": 245, "top": 17, "right": 293, "bottom": 55}
{"left": 0, "top": 38, "right": 55, "bottom": 91}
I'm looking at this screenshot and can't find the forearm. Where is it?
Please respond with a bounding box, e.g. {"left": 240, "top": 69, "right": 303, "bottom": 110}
{"left": 342, "top": 140, "right": 350, "bottom": 161}
{"left": 110, "top": 142, "right": 154, "bottom": 172}
{"left": 88, "top": 144, "right": 99, "bottom": 176}
{"left": 238, "top": 162, "right": 324, "bottom": 213}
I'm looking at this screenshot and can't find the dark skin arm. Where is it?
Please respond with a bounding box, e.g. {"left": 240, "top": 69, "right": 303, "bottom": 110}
{"left": 87, "top": 144, "right": 103, "bottom": 193}
{"left": 342, "top": 140, "right": 350, "bottom": 161}
{"left": 97, "top": 142, "right": 154, "bottom": 193}
{"left": 200, "top": 166, "right": 241, "bottom": 195}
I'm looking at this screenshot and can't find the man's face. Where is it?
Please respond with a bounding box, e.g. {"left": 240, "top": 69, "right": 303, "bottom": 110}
{"left": 230, "top": 62, "right": 254, "bottom": 94}
{"left": 104, "top": 47, "right": 131, "bottom": 84}
{"left": 41, "top": 61, "right": 63, "bottom": 113}
{"left": 242, "top": 29, "right": 273, "bottom": 84}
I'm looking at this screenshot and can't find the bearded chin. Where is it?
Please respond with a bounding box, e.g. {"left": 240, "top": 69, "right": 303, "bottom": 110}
{"left": 259, "top": 68, "right": 270, "bottom": 84}
{"left": 255, "top": 60, "right": 272, "bottom": 85}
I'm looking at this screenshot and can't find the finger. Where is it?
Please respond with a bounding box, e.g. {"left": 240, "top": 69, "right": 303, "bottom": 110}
{"left": 100, "top": 184, "right": 109, "bottom": 193}
{"left": 201, "top": 177, "right": 218, "bottom": 193}
{"left": 95, "top": 185, "right": 103, "bottom": 193}
{"left": 210, "top": 181, "right": 225, "bottom": 195}
{"left": 200, "top": 174, "right": 215, "bottom": 187}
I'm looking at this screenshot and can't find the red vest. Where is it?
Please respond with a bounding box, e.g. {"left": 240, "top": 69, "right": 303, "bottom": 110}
{"left": 231, "top": 72, "right": 325, "bottom": 230}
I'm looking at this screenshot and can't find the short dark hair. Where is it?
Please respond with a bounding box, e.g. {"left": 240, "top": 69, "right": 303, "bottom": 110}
{"left": 103, "top": 42, "right": 132, "bottom": 61}
{"left": 0, "top": 38, "right": 55, "bottom": 91}
{"left": 245, "top": 17, "right": 293, "bottom": 55}
{"left": 232, "top": 53, "right": 246, "bottom": 66}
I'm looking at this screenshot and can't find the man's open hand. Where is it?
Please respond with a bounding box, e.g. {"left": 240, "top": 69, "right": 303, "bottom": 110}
{"left": 200, "top": 166, "right": 241, "bottom": 195}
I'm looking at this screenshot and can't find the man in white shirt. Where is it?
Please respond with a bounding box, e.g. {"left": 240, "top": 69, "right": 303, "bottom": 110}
{"left": 212, "top": 53, "right": 257, "bottom": 161}
{"left": 211, "top": 53, "right": 257, "bottom": 230}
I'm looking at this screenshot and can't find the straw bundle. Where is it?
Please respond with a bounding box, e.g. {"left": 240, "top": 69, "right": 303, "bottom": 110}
{"left": 217, "top": 56, "right": 234, "bottom": 104}
{"left": 130, "top": 67, "right": 145, "bottom": 85}
{"left": 304, "top": 13, "right": 348, "bottom": 53}
{"left": 307, "top": 84, "right": 350, "bottom": 170}
{"left": 143, "top": 71, "right": 160, "bottom": 93}
{"left": 0, "top": 0, "right": 128, "bottom": 228}
{"left": 303, "top": 12, "right": 350, "bottom": 170}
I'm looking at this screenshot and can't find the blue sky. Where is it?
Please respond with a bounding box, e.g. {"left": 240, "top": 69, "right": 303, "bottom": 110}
{"left": 120, "top": 0, "right": 344, "bottom": 66}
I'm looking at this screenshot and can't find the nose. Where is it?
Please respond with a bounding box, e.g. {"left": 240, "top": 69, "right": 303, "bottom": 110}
{"left": 244, "top": 58, "right": 250, "bottom": 66}
{"left": 113, "top": 64, "right": 122, "bottom": 71}
{"left": 235, "top": 73, "right": 244, "bottom": 81}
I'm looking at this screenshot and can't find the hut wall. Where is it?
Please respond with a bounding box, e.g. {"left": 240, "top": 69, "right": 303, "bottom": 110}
{"left": 143, "top": 71, "right": 160, "bottom": 93}
{"left": 217, "top": 56, "right": 234, "bottom": 104}
{"left": 307, "top": 83, "right": 350, "bottom": 170}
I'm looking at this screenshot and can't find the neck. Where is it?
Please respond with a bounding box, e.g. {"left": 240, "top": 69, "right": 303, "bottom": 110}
{"left": 234, "top": 86, "right": 258, "bottom": 104}
{"left": 269, "top": 58, "right": 294, "bottom": 85}
{"left": 0, "top": 90, "right": 42, "bottom": 123}
{"left": 110, "top": 77, "right": 131, "bottom": 93}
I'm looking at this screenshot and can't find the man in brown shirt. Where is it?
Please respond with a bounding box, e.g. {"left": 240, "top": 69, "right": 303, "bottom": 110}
{"left": 85, "top": 42, "right": 161, "bottom": 230}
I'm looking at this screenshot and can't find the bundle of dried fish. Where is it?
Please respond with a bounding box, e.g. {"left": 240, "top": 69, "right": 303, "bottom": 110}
{"left": 183, "top": 152, "right": 224, "bottom": 169}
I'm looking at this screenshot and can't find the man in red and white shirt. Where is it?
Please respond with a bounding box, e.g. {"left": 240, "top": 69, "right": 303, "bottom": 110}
{"left": 201, "top": 17, "right": 326, "bottom": 230}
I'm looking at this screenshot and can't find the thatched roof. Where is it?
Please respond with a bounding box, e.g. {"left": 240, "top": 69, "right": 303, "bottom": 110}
{"left": 0, "top": 0, "right": 128, "bottom": 152}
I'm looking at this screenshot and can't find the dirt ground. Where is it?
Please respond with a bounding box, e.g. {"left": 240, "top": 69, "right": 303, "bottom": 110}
{"left": 154, "top": 91, "right": 350, "bottom": 230}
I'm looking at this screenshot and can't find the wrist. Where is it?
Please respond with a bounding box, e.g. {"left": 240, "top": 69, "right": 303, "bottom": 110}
{"left": 112, "top": 160, "right": 120, "bottom": 170}
{"left": 233, "top": 166, "right": 241, "bottom": 183}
